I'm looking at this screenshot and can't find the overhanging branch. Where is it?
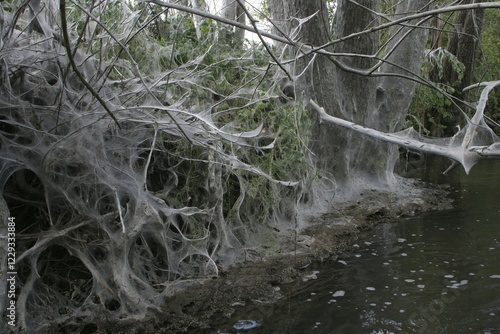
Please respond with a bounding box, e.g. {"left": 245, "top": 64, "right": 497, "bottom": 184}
{"left": 140, "top": 0, "right": 500, "bottom": 89}
{"left": 308, "top": 77, "right": 500, "bottom": 176}
{"left": 308, "top": 99, "right": 460, "bottom": 161}
{"left": 141, "top": 0, "right": 500, "bottom": 54}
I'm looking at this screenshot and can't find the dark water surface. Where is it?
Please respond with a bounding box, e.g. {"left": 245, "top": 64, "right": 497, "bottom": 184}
{"left": 210, "top": 160, "right": 500, "bottom": 334}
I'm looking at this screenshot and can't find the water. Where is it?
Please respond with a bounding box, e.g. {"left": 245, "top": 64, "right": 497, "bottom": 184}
{"left": 211, "top": 159, "right": 500, "bottom": 333}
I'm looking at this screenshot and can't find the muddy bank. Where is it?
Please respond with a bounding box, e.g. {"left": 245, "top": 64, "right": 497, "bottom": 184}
{"left": 73, "top": 180, "right": 451, "bottom": 334}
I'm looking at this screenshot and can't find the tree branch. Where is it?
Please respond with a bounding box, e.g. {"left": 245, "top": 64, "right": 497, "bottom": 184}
{"left": 235, "top": 0, "right": 292, "bottom": 80}
{"left": 308, "top": 99, "right": 459, "bottom": 161}
{"left": 308, "top": 85, "right": 500, "bottom": 175}
{"left": 59, "top": 0, "right": 121, "bottom": 128}
{"left": 141, "top": 0, "right": 500, "bottom": 81}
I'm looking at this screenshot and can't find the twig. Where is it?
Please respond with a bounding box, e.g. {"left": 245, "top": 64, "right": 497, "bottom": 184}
{"left": 69, "top": 0, "right": 195, "bottom": 145}
{"left": 115, "top": 190, "right": 125, "bottom": 233}
{"left": 141, "top": 0, "right": 500, "bottom": 63}
{"left": 143, "top": 123, "right": 158, "bottom": 188}
{"left": 59, "top": 0, "right": 121, "bottom": 128}
{"left": 235, "top": 0, "right": 292, "bottom": 81}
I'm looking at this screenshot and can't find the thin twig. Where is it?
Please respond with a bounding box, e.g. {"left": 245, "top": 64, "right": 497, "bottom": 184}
{"left": 141, "top": 0, "right": 500, "bottom": 61}
{"left": 143, "top": 123, "right": 158, "bottom": 188}
{"left": 59, "top": 0, "right": 121, "bottom": 128}
{"left": 235, "top": 0, "right": 292, "bottom": 80}
{"left": 69, "top": 0, "right": 195, "bottom": 145}
{"left": 115, "top": 190, "right": 125, "bottom": 233}
{"left": 141, "top": 0, "right": 500, "bottom": 85}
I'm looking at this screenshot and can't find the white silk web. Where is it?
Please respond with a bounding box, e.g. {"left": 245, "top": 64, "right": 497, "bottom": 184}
{"left": 0, "top": 5, "right": 302, "bottom": 331}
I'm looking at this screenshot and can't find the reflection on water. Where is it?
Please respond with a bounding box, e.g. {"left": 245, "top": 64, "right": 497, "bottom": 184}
{"left": 211, "top": 159, "right": 500, "bottom": 334}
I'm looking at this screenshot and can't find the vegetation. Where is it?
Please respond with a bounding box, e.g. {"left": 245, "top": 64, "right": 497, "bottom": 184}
{"left": 0, "top": 1, "right": 311, "bottom": 331}
{"left": 408, "top": 48, "right": 465, "bottom": 136}
{"left": 478, "top": 8, "right": 500, "bottom": 122}
{"left": 407, "top": 2, "right": 500, "bottom": 136}
{"left": 1, "top": 0, "right": 500, "bottom": 332}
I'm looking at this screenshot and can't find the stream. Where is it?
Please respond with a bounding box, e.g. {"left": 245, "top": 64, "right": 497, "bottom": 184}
{"left": 209, "top": 159, "right": 500, "bottom": 334}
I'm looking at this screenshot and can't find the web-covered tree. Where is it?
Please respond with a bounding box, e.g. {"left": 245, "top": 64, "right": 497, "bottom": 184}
{"left": 0, "top": 1, "right": 305, "bottom": 331}
{"left": 266, "top": 0, "right": 500, "bottom": 188}
{"left": 410, "top": 0, "right": 486, "bottom": 137}
{"left": 476, "top": 7, "right": 500, "bottom": 123}
{"left": 1, "top": 0, "right": 500, "bottom": 332}
{"left": 266, "top": 0, "right": 430, "bottom": 198}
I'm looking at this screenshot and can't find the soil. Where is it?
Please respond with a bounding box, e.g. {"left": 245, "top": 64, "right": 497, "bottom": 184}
{"left": 59, "top": 180, "right": 454, "bottom": 334}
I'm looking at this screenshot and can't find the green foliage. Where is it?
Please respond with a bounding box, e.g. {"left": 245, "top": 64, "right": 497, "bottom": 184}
{"left": 423, "top": 48, "right": 464, "bottom": 84}
{"left": 256, "top": 1, "right": 269, "bottom": 20}
{"left": 477, "top": 8, "right": 500, "bottom": 123}
{"left": 107, "top": 3, "right": 312, "bottom": 224}
{"left": 223, "top": 99, "right": 311, "bottom": 216}
{"left": 408, "top": 84, "right": 453, "bottom": 135}
{"left": 239, "top": 102, "right": 310, "bottom": 180}
{"left": 481, "top": 10, "right": 500, "bottom": 78}
{"left": 408, "top": 48, "right": 464, "bottom": 135}
{"left": 409, "top": 8, "right": 500, "bottom": 134}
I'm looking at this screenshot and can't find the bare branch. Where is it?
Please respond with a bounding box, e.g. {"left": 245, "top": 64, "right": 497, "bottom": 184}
{"left": 309, "top": 79, "right": 500, "bottom": 175}
{"left": 235, "top": 0, "right": 292, "bottom": 80}
{"left": 308, "top": 99, "right": 460, "bottom": 161}
{"left": 59, "top": 0, "right": 121, "bottom": 128}
{"left": 315, "top": 2, "right": 500, "bottom": 52}
{"left": 141, "top": 0, "right": 500, "bottom": 81}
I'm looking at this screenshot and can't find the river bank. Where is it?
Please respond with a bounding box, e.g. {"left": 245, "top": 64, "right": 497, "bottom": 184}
{"left": 91, "top": 178, "right": 454, "bottom": 334}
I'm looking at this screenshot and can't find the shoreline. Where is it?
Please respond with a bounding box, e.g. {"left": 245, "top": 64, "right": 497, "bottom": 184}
{"left": 89, "top": 179, "right": 453, "bottom": 334}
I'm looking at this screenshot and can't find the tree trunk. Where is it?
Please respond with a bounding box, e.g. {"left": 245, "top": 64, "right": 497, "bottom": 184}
{"left": 424, "top": 0, "right": 485, "bottom": 136}
{"left": 268, "top": 0, "right": 429, "bottom": 194}
{"left": 446, "top": 0, "right": 485, "bottom": 131}
{"left": 446, "top": 0, "right": 485, "bottom": 94}
{"left": 191, "top": 0, "right": 208, "bottom": 39}
{"left": 221, "top": 0, "right": 246, "bottom": 44}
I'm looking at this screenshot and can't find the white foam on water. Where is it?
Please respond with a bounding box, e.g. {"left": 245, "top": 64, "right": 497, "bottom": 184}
{"left": 447, "top": 280, "right": 468, "bottom": 289}
{"left": 233, "top": 319, "right": 259, "bottom": 330}
{"left": 303, "top": 270, "right": 321, "bottom": 281}
{"left": 332, "top": 290, "right": 346, "bottom": 297}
